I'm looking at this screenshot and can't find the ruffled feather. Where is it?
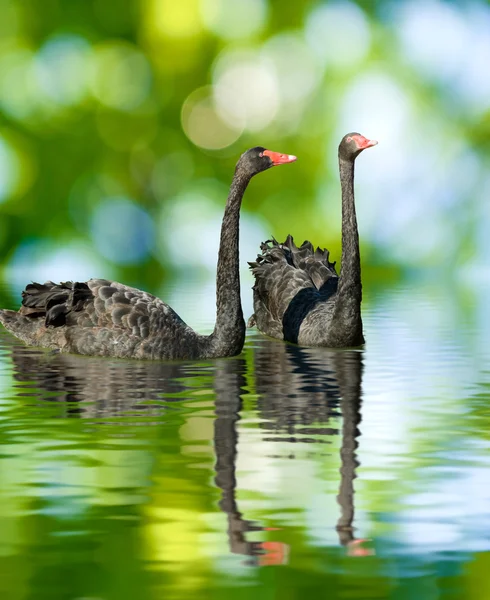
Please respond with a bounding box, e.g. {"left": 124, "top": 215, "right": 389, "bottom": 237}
{"left": 248, "top": 235, "right": 339, "bottom": 340}
{"left": 249, "top": 235, "right": 338, "bottom": 291}
{"left": 20, "top": 281, "right": 93, "bottom": 327}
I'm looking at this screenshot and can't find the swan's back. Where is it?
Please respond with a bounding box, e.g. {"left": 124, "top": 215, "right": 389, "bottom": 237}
{"left": 249, "top": 236, "right": 338, "bottom": 340}
{"left": 0, "top": 279, "right": 206, "bottom": 360}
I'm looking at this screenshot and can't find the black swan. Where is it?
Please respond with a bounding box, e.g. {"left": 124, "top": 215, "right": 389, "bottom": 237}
{"left": 248, "top": 133, "right": 377, "bottom": 347}
{"left": 0, "top": 147, "right": 296, "bottom": 360}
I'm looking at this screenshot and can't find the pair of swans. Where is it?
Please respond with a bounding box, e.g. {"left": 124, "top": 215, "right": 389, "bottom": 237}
{"left": 0, "top": 134, "right": 377, "bottom": 360}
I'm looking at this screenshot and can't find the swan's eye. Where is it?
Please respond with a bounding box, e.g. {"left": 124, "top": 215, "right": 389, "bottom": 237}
{"left": 259, "top": 152, "right": 264, "bottom": 157}
{"left": 346, "top": 137, "right": 352, "bottom": 143}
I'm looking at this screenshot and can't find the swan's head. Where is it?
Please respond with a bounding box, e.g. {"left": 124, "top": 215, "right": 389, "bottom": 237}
{"left": 339, "top": 133, "right": 378, "bottom": 160}
{"left": 239, "top": 146, "right": 297, "bottom": 176}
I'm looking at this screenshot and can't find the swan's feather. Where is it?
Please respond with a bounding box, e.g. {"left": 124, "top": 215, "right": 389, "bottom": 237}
{"left": 0, "top": 279, "right": 208, "bottom": 360}
{"left": 19, "top": 280, "right": 159, "bottom": 337}
{"left": 251, "top": 235, "right": 337, "bottom": 288}
{"left": 248, "top": 235, "right": 338, "bottom": 341}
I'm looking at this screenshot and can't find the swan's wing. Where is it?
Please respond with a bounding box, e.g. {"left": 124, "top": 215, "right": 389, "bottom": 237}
{"left": 0, "top": 278, "right": 206, "bottom": 359}
{"left": 277, "top": 235, "right": 338, "bottom": 288}
{"left": 19, "top": 278, "right": 186, "bottom": 339}
{"left": 248, "top": 236, "right": 338, "bottom": 338}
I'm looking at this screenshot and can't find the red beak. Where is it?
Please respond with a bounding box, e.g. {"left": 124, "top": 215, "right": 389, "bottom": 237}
{"left": 263, "top": 150, "right": 297, "bottom": 165}
{"left": 352, "top": 135, "right": 378, "bottom": 150}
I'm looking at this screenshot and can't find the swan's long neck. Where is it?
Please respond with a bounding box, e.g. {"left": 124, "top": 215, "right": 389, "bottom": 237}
{"left": 332, "top": 156, "right": 363, "bottom": 343}
{"left": 339, "top": 157, "right": 360, "bottom": 291}
{"left": 209, "top": 170, "right": 249, "bottom": 356}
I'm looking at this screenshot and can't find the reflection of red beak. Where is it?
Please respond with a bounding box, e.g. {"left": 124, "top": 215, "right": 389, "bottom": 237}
{"left": 347, "top": 538, "right": 375, "bottom": 557}
{"left": 352, "top": 135, "right": 378, "bottom": 150}
{"left": 258, "top": 541, "right": 290, "bottom": 566}
{"left": 263, "top": 150, "right": 297, "bottom": 165}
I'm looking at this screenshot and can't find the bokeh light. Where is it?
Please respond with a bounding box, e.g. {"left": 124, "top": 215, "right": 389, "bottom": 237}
{"left": 158, "top": 180, "right": 268, "bottom": 273}
{"left": 395, "top": 1, "right": 490, "bottom": 113}
{"left": 397, "top": 1, "right": 468, "bottom": 82}
{"left": 4, "top": 239, "right": 113, "bottom": 297}
{"left": 34, "top": 35, "right": 92, "bottom": 108}
{"left": 143, "top": 0, "right": 202, "bottom": 39}
{"left": 200, "top": 0, "right": 268, "bottom": 40}
{"left": 90, "top": 41, "right": 153, "bottom": 111}
{"left": 90, "top": 196, "right": 155, "bottom": 265}
{"left": 305, "top": 1, "right": 371, "bottom": 69}
{"left": 336, "top": 71, "right": 412, "bottom": 176}
{"left": 0, "top": 45, "right": 37, "bottom": 121}
{"left": 181, "top": 86, "right": 243, "bottom": 150}
{"left": 212, "top": 49, "right": 279, "bottom": 132}
{"left": 0, "top": 0, "right": 489, "bottom": 298}
{"left": 261, "top": 33, "right": 319, "bottom": 106}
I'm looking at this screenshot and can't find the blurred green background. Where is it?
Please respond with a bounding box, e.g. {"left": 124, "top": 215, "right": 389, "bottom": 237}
{"left": 0, "top": 0, "right": 489, "bottom": 306}
{"left": 1, "top": 3, "right": 490, "bottom": 598}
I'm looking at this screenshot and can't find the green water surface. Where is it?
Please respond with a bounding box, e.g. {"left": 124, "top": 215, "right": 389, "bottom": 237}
{"left": 0, "top": 279, "right": 488, "bottom": 600}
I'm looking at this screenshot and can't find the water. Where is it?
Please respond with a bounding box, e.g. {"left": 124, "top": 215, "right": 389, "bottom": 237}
{"left": 0, "top": 278, "right": 489, "bottom": 600}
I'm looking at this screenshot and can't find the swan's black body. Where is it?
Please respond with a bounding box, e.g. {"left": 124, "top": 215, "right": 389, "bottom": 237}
{"left": 0, "top": 147, "right": 296, "bottom": 360}
{"left": 249, "top": 133, "right": 376, "bottom": 348}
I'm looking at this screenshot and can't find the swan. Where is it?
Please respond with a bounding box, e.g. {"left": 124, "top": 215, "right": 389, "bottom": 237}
{"left": 0, "top": 147, "right": 297, "bottom": 360}
{"left": 248, "top": 133, "right": 377, "bottom": 347}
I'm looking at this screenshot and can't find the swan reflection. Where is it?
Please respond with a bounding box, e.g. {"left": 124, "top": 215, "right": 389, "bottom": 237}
{"left": 3, "top": 332, "right": 371, "bottom": 561}
{"left": 8, "top": 340, "right": 186, "bottom": 418}
{"left": 252, "top": 337, "right": 372, "bottom": 554}
{"left": 4, "top": 337, "right": 287, "bottom": 565}
{"left": 213, "top": 358, "right": 289, "bottom": 565}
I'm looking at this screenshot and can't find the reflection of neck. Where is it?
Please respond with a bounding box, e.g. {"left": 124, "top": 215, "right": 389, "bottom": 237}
{"left": 213, "top": 359, "right": 261, "bottom": 556}
{"left": 335, "top": 351, "right": 363, "bottom": 545}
